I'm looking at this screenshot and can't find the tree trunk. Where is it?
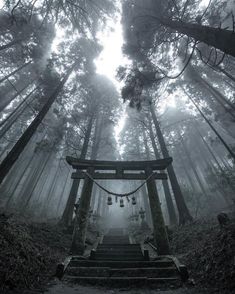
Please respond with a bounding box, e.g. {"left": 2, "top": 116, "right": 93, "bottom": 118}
{"left": 149, "top": 103, "right": 193, "bottom": 224}
{"left": 147, "top": 117, "right": 178, "bottom": 225}
{"left": 162, "top": 18, "right": 235, "bottom": 57}
{"left": 60, "top": 115, "right": 93, "bottom": 226}
{"left": 0, "top": 39, "right": 22, "bottom": 51}
{"left": 178, "top": 131, "right": 210, "bottom": 201}
{"left": 187, "top": 65, "right": 235, "bottom": 119}
{"left": 214, "top": 65, "right": 235, "bottom": 84}
{"left": 89, "top": 116, "right": 103, "bottom": 209}
{"left": 195, "top": 124, "right": 231, "bottom": 173}
{"left": 0, "top": 79, "right": 36, "bottom": 112}
{"left": 43, "top": 160, "right": 62, "bottom": 217}
{"left": 0, "top": 85, "right": 39, "bottom": 138}
{"left": 4, "top": 152, "right": 35, "bottom": 209}
{"left": 182, "top": 86, "right": 235, "bottom": 159}
{"left": 198, "top": 71, "right": 235, "bottom": 115}
{"left": 0, "top": 61, "right": 31, "bottom": 84}
{"left": 195, "top": 125, "right": 234, "bottom": 202}
{"left": 0, "top": 61, "right": 78, "bottom": 185}
{"left": 139, "top": 128, "right": 152, "bottom": 226}
{"left": 56, "top": 169, "right": 70, "bottom": 216}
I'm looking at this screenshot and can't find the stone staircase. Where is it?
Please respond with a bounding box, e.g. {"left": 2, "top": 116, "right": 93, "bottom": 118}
{"left": 59, "top": 228, "right": 187, "bottom": 287}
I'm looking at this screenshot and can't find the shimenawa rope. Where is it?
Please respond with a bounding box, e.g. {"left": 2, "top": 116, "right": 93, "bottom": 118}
{"left": 84, "top": 171, "right": 154, "bottom": 197}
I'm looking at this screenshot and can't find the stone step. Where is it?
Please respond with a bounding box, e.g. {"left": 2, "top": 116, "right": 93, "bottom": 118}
{"left": 102, "top": 238, "right": 129, "bottom": 240}
{"left": 66, "top": 266, "right": 177, "bottom": 278}
{"left": 64, "top": 276, "right": 181, "bottom": 287}
{"left": 99, "top": 244, "right": 140, "bottom": 247}
{"left": 107, "top": 229, "right": 124, "bottom": 235}
{"left": 102, "top": 237, "right": 130, "bottom": 244}
{"left": 98, "top": 247, "right": 139, "bottom": 250}
{"left": 69, "top": 260, "right": 174, "bottom": 268}
{"left": 97, "top": 246, "right": 142, "bottom": 250}
{"left": 66, "top": 267, "right": 110, "bottom": 277}
{"left": 109, "top": 267, "right": 177, "bottom": 278}
{"left": 93, "top": 255, "right": 145, "bottom": 261}
{"left": 95, "top": 250, "right": 143, "bottom": 254}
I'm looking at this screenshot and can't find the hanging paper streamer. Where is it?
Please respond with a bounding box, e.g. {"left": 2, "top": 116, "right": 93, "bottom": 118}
{"left": 126, "top": 196, "right": 130, "bottom": 202}
{"left": 115, "top": 196, "right": 118, "bottom": 203}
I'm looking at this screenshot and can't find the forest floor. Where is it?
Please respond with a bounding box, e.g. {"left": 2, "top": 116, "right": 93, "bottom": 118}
{"left": 0, "top": 212, "right": 234, "bottom": 294}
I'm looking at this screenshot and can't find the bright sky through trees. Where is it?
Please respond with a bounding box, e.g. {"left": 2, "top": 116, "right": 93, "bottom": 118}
{"left": 95, "top": 18, "right": 129, "bottom": 88}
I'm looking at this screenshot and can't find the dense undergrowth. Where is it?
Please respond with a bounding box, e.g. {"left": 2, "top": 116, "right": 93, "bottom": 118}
{"left": 0, "top": 213, "right": 71, "bottom": 293}
{"left": 170, "top": 216, "right": 235, "bottom": 293}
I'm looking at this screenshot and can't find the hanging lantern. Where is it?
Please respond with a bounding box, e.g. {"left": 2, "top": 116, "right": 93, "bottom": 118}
{"left": 107, "top": 196, "right": 112, "bottom": 205}
{"left": 120, "top": 198, "right": 124, "bottom": 208}
{"left": 132, "top": 196, "right": 136, "bottom": 205}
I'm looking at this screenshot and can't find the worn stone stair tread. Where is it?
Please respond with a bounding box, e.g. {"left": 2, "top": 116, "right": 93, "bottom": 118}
{"left": 99, "top": 244, "right": 139, "bottom": 247}
{"left": 65, "top": 276, "right": 179, "bottom": 280}
{"left": 65, "top": 276, "right": 180, "bottom": 282}
{"left": 93, "top": 257, "right": 145, "bottom": 261}
{"left": 109, "top": 267, "right": 178, "bottom": 278}
{"left": 66, "top": 267, "right": 110, "bottom": 277}
{"left": 109, "top": 267, "right": 177, "bottom": 272}
{"left": 94, "top": 251, "right": 143, "bottom": 255}
{"left": 69, "top": 260, "right": 174, "bottom": 268}
{"left": 95, "top": 249, "right": 142, "bottom": 254}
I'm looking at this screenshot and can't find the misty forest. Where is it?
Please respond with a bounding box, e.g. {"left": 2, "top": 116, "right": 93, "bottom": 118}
{"left": 0, "top": 0, "right": 234, "bottom": 293}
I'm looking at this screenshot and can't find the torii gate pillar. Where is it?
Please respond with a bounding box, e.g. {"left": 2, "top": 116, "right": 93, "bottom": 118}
{"left": 70, "top": 167, "right": 94, "bottom": 254}
{"left": 145, "top": 166, "right": 170, "bottom": 254}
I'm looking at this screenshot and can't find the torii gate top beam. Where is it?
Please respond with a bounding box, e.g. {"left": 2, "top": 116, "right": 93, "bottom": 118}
{"left": 66, "top": 156, "right": 173, "bottom": 171}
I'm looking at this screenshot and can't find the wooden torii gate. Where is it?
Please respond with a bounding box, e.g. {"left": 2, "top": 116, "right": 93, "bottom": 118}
{"left": 66, "top": 156, "right": 173, "bottom": 255}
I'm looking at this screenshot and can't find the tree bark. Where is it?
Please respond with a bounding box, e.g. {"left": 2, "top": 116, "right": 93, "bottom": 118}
{"left": 0, "top": 61, "right": 78, "bottom": 185}
{"left": 139, "top": 127, "right": 152, "bottom": 226}
{"left": 0, "top": 61, "right": 31, "bottom": 84}
{"left": 0, "top": 85, "right": 39, "bottom": 138}
{"left": 178, "top": 131, "right": 210, "bottom": 201}
{"left": 182, "top": 86, "right": 235, "bottom": 159}
{"left": 0, "top": 79, "right": 36, "bottom": 112}
{"left": 0, "top": 39, "right": 22, "bottom": 51}
{"left": 187, "top": 64, "right": 235, "bottom": 119}
{"left": 20, "top": 150, "right": 53, "bottom": 211}
{"left": 214, "top": 65, "right": 235, "bottom": 84}
{"left": 89, "top": 116, "right": 103, "bottom": 210}
{"left": 60, "top": 115, "right": 93, "bottom": 226}
{"left": 56, "top": 169, "right": 70, "bottom": 216}
{"left": 147, "top": 117, "right": 178, "bottom": 225}
{"left": 149, "top": 103, "right": 193, "bottom": 224}
{"left": 162, "top": 18, "right": 235, "bottom": 57}
{"left": 198, "top": 71, "right": 235, "bottom": 115}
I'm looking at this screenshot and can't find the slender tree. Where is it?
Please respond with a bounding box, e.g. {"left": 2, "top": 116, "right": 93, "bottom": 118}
{"left": 0, "top": 61, "right": 78, "bottom": 185}
{"left": 149, "top": 102, "right": 193, "bottom": 224}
